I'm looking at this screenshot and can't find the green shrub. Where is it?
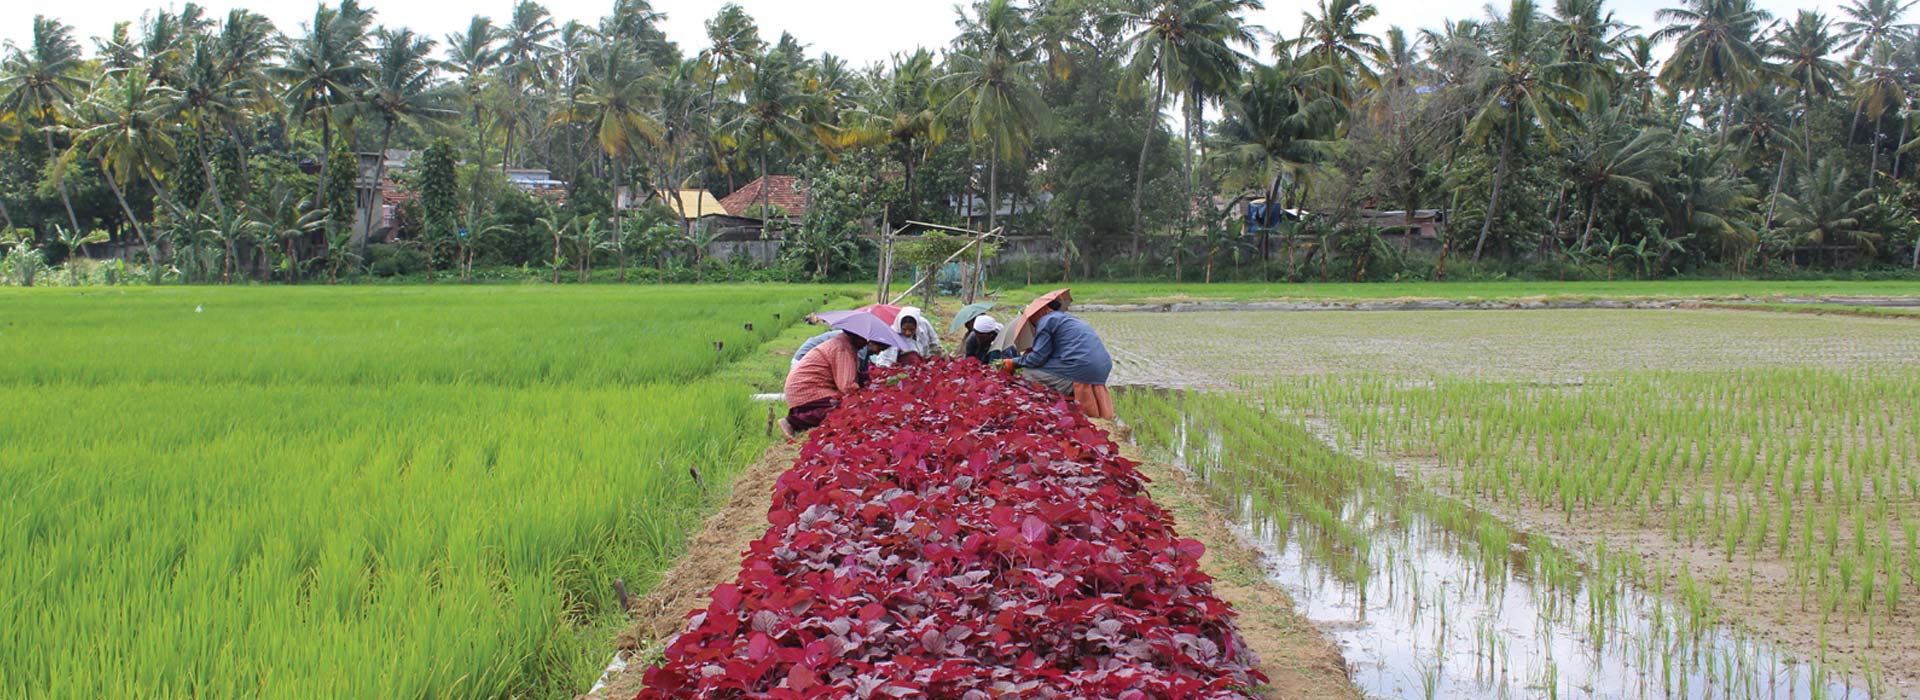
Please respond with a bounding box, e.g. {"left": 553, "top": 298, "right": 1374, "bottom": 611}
{"left": 367, "top": 244, "right": 429, "bottom": 277}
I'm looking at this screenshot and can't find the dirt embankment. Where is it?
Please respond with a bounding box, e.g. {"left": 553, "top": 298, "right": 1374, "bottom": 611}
{"left": 1104, "top": 421, "right": 1359, "bottom": 699}
{"left": 587, "top": 421, "right": 1356, "bottom": 699}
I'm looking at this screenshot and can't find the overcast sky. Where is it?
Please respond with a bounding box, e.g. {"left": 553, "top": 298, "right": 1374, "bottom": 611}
{"left": 2, "top": 0, "right": 1859, "bottom": 69}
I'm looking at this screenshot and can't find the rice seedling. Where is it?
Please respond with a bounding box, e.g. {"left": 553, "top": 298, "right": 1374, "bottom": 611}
{"left": 1257, "top": 367, "right": 1919, "bottom": 692}
{"left": 0, "top": 286, "right": 827, "bottom": 699}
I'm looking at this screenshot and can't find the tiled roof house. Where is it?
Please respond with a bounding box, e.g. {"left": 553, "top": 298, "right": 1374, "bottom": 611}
{"left": 719, "top": 176, "right": 811, "bottom": 220}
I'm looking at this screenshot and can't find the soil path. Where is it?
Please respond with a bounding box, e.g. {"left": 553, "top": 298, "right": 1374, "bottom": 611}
{"left": 586, "top": 422, "right": 1357, "bottom": 699}
{"left": 1105, "top": 420, "right": 1359, "bottom": 699}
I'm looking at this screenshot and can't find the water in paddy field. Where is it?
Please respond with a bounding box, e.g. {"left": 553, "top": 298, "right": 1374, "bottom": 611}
{"left": 1143, "top": 403, "right": 1871, "bottom": 700}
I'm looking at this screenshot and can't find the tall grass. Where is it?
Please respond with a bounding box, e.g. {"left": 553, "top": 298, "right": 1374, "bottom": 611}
{"left": 0, "top": 286, "right": 827, "bottom": 698}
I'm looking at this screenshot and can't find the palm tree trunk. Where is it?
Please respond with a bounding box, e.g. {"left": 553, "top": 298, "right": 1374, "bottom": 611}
{"left": 360, "top": 121, "right": 398, "bottom": 263}
{"left": 314, "top": 117, "right": 333, "bottom": 210}
{"left": 1893, "top": 119, "right": 1908, "bottom": 181}
{"left": 1803, "top": 98, "right": 1816, "bottom": 173}
{"left": 1, "top": 195, "right": 16, "bottom": 233}
{"left": 1766, "top": 151, "right": 1788, "bottom": 227}
{"left": 194, "top": 125, "right": 228, "bottom": 214}
{"left": 1130, "top": 72, "right": 1165, "bottom": 260}
{"left": 102, "top": 168, "right": 152, "bottom": 263}
{"left": 759, "top": 139, "right": 771, "bottom": 237}
{"left": 903, "top": 151, "right": 917, "bottom": 222}
{"left": 1547, "top": 185, "right": 1568, "bottom": 256}
{"left": 1869, "top": 129, "right": 1882, "bottom": 189}
{"left": 227, "top": 123, "right": 253, "bottom": 203}
{"left": 501, "top": 116, "right": 515, "bottom": 172}
{"left": 987, "top": 149, "right": 999, "bottom": 241}
{"left": 612, "top": 155, "right": 625, "bottom": 246}
{"left": 44, "top": 129, "right": 83, "bottom": 236}
{"left": 1473, "top": 127, "right": 1513, "bottom": 262}
{"left": 1183, "top": 93, "right": 1200, "bottom": 247}
{"left": 1579, "top": 188, "right": 1600, "bottom": 253}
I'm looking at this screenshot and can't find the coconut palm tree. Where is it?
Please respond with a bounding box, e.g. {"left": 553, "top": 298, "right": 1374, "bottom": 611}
{"left": 274, "top": 0, "right": 373, "bottom": 210}
{"left": 553, "top": 40, "right": 664, "bottom": 237}
{"left": 1837, "top": 0, "right": 1919, "bottom": 60}
{"left": 1653, "top": 0, "right": 1771, "bottom": 139}
{"left": 1617, "top": 35, "right": 1660, "bottom": 110}
{"left": 1778, "top": 157, "right": 1881, "bottom": 260}
{"left": 356, "top": 28, "right": 456, "bottom": 244}
{"left": 1208, "top": 53, "right": 1346, "bottom": 262}
{"left": 170, "top": 41, "right": 251, "bottom": 214}
{"left": 67, "top": 71, "right": 179, "bottom": 261}
{"left": 0, "top": 16, "right": 88, "bottom": 235}
{"left": 1851, "top": 39, "right": 1910, "bottom": 186}
{"left": 1567, "top": 100, "right": 1671, "bottom": 250}
{"left": 444, "top": 16, "right": 500, "bottom": 161}
{"left": 1118, "top": 0, "right": 1258, "bottom": 255}
{"left": 859, "top": 49, "right": 948, "bottom": 220}
{"left": 497, "top": 1, "right": 556, "bottom": 170}
{"left": 1295, "top": 0, "right": 1387, "bottom": 97}
{"left": 1654, "top": 137, "right": 1758, "bottom": 262}
{"left": 701, "top": 3, "right": 763, "bottom": 105}
{"left": 1768, "top": 11, "right": 1848, "bottom": 171}
{"left": 947, "top": 0, "right": 1051, "bottom": 238}
{"left": 1468, "top": 0, "right": 1584, "bottom": 261}
{"left": 723, "top": 41, "right": 816, "bottom": 233}
{"left": 1548, "top": 0, "right": 1627, "bottom": 76}
{"left": 206, "top": 9, "right": 278, "bottom": 202}
{"left": 0, "top": 110, "right": 21, "bottom": 232}
{"left": 255, "top": 182, "right": 328, "bottom": 283}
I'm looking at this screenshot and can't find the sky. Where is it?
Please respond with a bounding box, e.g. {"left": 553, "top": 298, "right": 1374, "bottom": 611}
{"left": 1, "top": 0, "right": 1860, "bottom": 69}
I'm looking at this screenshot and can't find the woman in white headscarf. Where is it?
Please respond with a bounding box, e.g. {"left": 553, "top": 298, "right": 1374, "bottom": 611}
{"left": 961, "top": 314, "right": 1005, "bottom": 363}
{"left": 872, "top": 306, "right": 942, "bottom": 367}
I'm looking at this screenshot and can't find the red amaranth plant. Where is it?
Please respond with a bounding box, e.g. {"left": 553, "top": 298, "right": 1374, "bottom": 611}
{"left": 638, "top": 359, "right": 1264, "bottom": 699}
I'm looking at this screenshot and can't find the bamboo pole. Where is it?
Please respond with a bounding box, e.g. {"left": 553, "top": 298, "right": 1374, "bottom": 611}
{"left": 888, "top": 227, "right": 1002, "bottom": 307}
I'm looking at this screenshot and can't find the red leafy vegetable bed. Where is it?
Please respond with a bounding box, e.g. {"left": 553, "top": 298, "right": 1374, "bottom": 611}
{"left": 638, "top": 359, "right": 1265, "bottom": 699}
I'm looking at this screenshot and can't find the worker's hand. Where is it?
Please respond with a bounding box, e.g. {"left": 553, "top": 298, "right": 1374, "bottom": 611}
{"left": 1000, "top": 359, "right": 1017, "bottom": 373}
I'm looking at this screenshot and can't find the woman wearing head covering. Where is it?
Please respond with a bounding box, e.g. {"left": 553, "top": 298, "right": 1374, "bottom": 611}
{"left": 998, "top": 298, "right": 1115, "bottom": 420}
{"left": 962, "top": 314, "right": 1004, "bottom": 364}
{"left": 871, "top": 306, "right": 943, "bottom": 368}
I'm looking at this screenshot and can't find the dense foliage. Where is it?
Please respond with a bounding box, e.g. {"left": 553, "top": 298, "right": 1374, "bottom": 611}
{"left": 3, "top": 0, "right": 1920, "bottom": 284}
{"left": 640, "top": 359, "right": 1264, "bottom": 698}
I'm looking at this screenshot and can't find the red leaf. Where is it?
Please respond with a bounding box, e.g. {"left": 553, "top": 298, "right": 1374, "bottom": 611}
{"left": 1021, "top": 515, "right": 1048, "bottom": 544}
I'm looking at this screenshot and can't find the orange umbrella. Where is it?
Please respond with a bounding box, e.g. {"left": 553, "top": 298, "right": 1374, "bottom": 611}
{"left": 1007, "top": 288, "right": 1072, "bottom": 352}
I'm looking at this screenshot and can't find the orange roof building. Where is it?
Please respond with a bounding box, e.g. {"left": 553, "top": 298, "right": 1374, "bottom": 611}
{"left": 720, "top": 176, "right": 811, "bottom": 221}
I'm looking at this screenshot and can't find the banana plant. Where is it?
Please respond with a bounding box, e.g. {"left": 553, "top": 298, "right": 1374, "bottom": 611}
{"left": 52, "top": 226, "right": 111, "bottom": 286}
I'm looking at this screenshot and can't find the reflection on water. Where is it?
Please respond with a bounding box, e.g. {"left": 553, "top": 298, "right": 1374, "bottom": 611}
{"left": 1126, "top": 389, "right": 1866, "bottom": 700}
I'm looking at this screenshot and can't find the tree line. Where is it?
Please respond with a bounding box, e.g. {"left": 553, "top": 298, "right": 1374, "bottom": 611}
{"left": 2, "top": 0, "right": 1919, "bottom": 286}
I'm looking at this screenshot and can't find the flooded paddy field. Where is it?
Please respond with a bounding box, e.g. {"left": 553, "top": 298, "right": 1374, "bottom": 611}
{"left": 1088, "top": 308, "right": 1920, "bottom": 389}
{"left": 1097, "top": 308, "right": 1920, "bottom": 699}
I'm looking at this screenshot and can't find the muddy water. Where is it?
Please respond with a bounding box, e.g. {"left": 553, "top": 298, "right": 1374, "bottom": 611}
{"left": 1146, "top": 405, "right": 1871, "bottom": 700}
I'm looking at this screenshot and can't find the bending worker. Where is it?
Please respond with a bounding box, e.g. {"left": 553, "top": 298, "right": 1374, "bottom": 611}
{"left": 781, "top": 331, "right": 885, "bottom": 437}
{"left": 1005, "top": 299, "right": 1114, "bottom": 419}
{"left": 962, "top": 315, "right": 1004, "bottom": 364}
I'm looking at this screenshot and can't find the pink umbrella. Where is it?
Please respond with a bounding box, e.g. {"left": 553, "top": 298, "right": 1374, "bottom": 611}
{"left": 858, "top": 304, "right": 903, "bottom": 325}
